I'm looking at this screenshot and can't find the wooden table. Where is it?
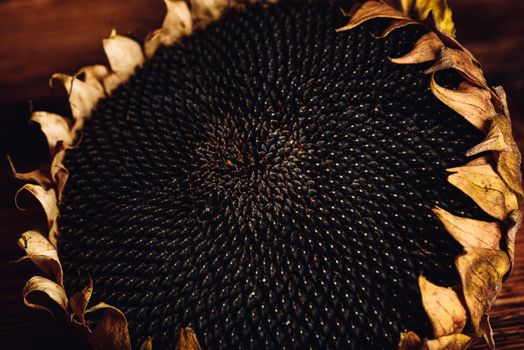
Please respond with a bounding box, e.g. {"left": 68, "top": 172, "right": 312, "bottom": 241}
{"left": 1, "top": 1, "right": 523, "bottom": 349}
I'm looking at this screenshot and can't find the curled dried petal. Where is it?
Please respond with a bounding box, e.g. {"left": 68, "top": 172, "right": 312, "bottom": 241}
{"left": 390, "top": 32, "right": 443, "bottom": 64}
{"left": 426, "top": 47, "right": 487, "bottom": 88}
{"left": 378, "top": 18, "right": 417, "bottom": 38}
{"left": 30, "top": 112, "right": 73, "bottom": 155}
{"left": 16, "top": 184, "right": 58, "bottom": 229}
{"left": 17, "top": 230, "right": 63, "bottom": 286}
{"left": 430, "top": 77, "right": 494, "bottom": 131}
{"left": 7, "top": 156, "right": 52, "bottom": 188}
{"left": 336, "top": 1, "right": 407, "bottom": 32}
{"left": 432, "top": 207, "right": 501, "bottom": 249}
{"left": 456, "top": 248, "right": 510, "bottom": 333}
{"left": 86, "top": 302, "right": 132, "bottom": 350}
{"left": 419, "top": 275, "right": 466, "bottom": 337}
{"left": 51, "top": 148, "right": 69, "bottom": 201}
{"left": 70, "top": 278, "right": 93, "bottom": 324}
{"left": 176, "top": 328, "right": 202, "bottom": 350}
{"left": 505, "top": 210, "right": 522, "bottom": 273}
{"left": 447, "top": 164, "right": 518, "bottom": 221}
{"left": 139, "top": 337, "right": 153, "bottom": 350}
{"left": 22, "top": 275, "right": 68, "bottom": 317}
{"left": 77, "top": 65, "right": 109, "bottom": 95}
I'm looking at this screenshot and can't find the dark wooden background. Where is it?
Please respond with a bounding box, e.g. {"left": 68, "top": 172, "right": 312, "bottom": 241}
{"left": 0, "top": 0, "right": 523, "bottom": 349}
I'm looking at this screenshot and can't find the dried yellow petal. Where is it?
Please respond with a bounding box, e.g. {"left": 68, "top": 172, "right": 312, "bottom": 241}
{"left": 456, "top": 248, "right": 510, "bottom": 333}
{"left": 391, "top": 32, "right": 443, "bottom": 64}
{"left": 426, "top": 47, "right": 487, "bottom": 88}
{"left": 17, "top": 230, "right": 63, "bottom": 286}
{"left": 432, "top": 207, "right": 501, "bottom": 249}
{"left": 22, "top": 275, "right": 68, "bottom": 317}
{"left": 30, "top": 111, "right": 73, "bottom": 155}
{"left": 419, "top": 275, "right": 466, "bottom": 337}
{"left": 447, "top": 164, "right": 518, "bottom": 221}
{"left": 176, "top": 327, "right": 202, "bottom": 350}
{"left": 430, "top": 78, "right": 494, "bottom": 131}
{"left": 336, "top": 1, "right": 407, "bottom": 32}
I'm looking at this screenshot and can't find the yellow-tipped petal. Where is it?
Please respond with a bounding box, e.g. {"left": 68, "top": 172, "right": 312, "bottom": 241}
{"left": 456, "top": 248, "right": 510, "bottom": 334}
{"left": 390, "top": 32, "right": 443, "bottom": 64}
{"left": 447, "top": 164, "right": 518, "bottom": 221}
{"left": 418, "top": 275, "right": 466, "bottom": 337}
{"left": 336, "top": 1, "right": 407, "bottom": 32}
{"left": 432, "top": 207, "right": 501, "bottom": 249}
{"left": 17, "top": 230, "right": 63, "bottom": 286}
{"left": 22, "top": 275, "right": 68, "bottom": 317}
{"left": 400, "top": 0, "right": 455, "bottom": 36}
{"left": 176, "top": 327, "right": 202, "bottom": 350}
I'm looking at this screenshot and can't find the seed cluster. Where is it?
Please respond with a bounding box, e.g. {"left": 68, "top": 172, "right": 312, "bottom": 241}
{"left": 58, "top": 2, "right": 484, "bottom": 349}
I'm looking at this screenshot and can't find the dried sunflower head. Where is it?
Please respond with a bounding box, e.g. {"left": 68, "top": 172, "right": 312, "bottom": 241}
{"left": 14, "top": 0, "right": 522, "bottom": 349}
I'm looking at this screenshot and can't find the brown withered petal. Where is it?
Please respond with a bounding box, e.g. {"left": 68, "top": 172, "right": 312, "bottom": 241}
{"left": 336, "top": 1, "right": 406, "bottom": 32}
{"left": 430, "top": 77, "right": 494, "bottom": 131}
{"left": 85, "top": 302, "right": 132, "bottom": 350}
{"left": 418, "top": 276, "right": 466, "bottom": 337}
{"left": 447, "top": 163, "right": 518, "bottom": 221}
{"left": 22, "top": 275, "right": 68, "bottom": 317}
{"left": 398, "top": 331, "right": 422, "bottom": 350}
{"left": 16, "top": 184, "right": 58, "bottom": 230}
{"left": 176, "top": 328, "right": 202, "bottom": 350}
{"left": 69, "top": 278, "right": 93, "bottom": 324}
{"left": 16, "top": 230, "right": 63, "bottom": 286}
{"left": 505, "top": 210, "right": 522, "bottom": 272}
{"left": 7, "top": 156, "right": 52, "bottom": 188}
{"left": 51, "top": 148, "right": 69, "bottom": 201}
{"left": 432, "top": 207, "right": 501, "bottom": 249}
{"left": 378, "top": 18, "right": 417, "bottom": 38}
{"left": 139, "top": 337, "right": 153, "bottom": 350}
{"left": 423, "top": 333, "right": 472, "bottom": 350}
{"left": 456, "top": 248, "right": 510, "bottom": 334}
{"left": 390, "top": 31, "right": 443, "bottom": 64}
{"left": 425, "top": 47, "right": 487, "bottom": 88}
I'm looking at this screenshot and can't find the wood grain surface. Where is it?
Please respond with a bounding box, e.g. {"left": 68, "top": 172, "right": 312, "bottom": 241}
{"left": 0, "top": 1, "right": 523, "bottom": 349}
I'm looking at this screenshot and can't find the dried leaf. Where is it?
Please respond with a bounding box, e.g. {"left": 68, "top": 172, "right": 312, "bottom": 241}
{"left": 7, "top": 156, "right": 52, "bottom": 187}
{"left": 456, "top": 248, "right": 510, "bottom": 333}
{"left": 378, "top": 18, "right": 417, "bottom": 38}
{"left": 86, "top": 302, "right": 132, "bottom": 350}
{"left": 70, "top": 278, "right": 93, "bottom": 324}
{"left": 400, "top": 0, "right": 455, "bottom": 36}
{"left": 17, "top": 230, "right": 63, "bottom": 286}
{"left": 447, "top": 164, "right": 518, "bottom": 221}
{"left": 398, "top": 331, "right": 422, "bottom": 350}
{"left": 336, "top": 1, "right": 407, "bottom": 32}
{"left": 432, "top": 207, "right": 501, "bottom": 249}
{"left": 16, "top": 184, "right": 58, "bottom": 229}
{"left": 430, "top": 78, "right": 494, "bottom": 131}
{"left": 139, "top": 337, "right": 153, "bottom": 350}
{"left": 30, "top": 112, "right": 73, "bottom": 155}
{"left": 391, "top": 32, "right": 443, "bottom": 64}
{"left": 145, "top": 0, "right": 193, "bottom": 58}
{"left": 176, "top": 328, "right": 201, "bottom": 350}
{"left": 51, "top": 73, "right": 104, "bottom": 121}
{"left": 426, "top": 47, "right": 487, "bottom": 88}
{"left": 22, "top": 275, "right": 68, "bottom": 317}
{"left": 418, "top": 275, "right": 466, "bottom": 337}
{"left": 423, "top": 333, "right": 472, "bottom": 350}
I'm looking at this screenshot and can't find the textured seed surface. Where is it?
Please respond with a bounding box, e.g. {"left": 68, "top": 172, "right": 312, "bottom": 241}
{"left": 58, "top": 2, "right": 485, "bottom": 349}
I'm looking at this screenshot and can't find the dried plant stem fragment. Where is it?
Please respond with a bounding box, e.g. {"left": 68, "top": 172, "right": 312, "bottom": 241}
{"left": 432, "top": 207, "right": 501, "bottom": 249}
